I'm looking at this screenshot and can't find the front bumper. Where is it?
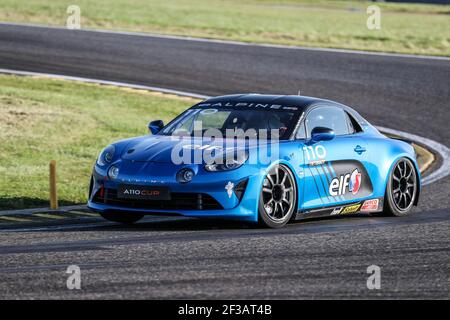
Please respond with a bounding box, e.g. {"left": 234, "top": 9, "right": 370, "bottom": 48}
{"left": 88, "top": 161, "right": 264, "bottom": 222}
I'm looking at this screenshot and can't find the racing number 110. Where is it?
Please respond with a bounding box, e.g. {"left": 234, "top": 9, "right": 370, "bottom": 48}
{"left": 303, "top": 145, "right": 327, "bottom": 161}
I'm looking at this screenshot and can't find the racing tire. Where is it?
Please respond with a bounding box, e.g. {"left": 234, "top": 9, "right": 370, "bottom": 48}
{"left": 258, "top": 164, "right": 297, "bottom": 228}
{"left": 383, "top": 157, "right": 418, "bottom": 217}
{"left": 99, "top": 211, "right": 144, "bottom": 224}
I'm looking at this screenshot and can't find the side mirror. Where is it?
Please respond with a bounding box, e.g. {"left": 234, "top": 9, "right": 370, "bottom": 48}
{"left": 311, "top": 127, "right": 335, "bottom": 142}
{"left": 148, "top": 120, "right": 164, "bottom": 135}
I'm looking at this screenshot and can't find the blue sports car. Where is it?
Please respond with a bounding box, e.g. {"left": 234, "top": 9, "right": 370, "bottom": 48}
{"left": 88, "top": 94, "right": 420, "bottom": 228}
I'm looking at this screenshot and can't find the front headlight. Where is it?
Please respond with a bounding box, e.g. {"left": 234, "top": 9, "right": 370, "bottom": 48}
{"left": 204, "top": 152, "right": 248, "bottom": 172}
{"left": 96, "top": 145, "right": 115, "bottom": 166}
{"left": 108, "top": 165, "right": 119, "bottom": 180}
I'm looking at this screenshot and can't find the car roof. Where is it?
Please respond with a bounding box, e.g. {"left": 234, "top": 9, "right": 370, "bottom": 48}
{"left": 193, "top": 93, "right": 369, "bottom": 125}
{"left": 194, "top": 94, "right": 331, "bottom": 112}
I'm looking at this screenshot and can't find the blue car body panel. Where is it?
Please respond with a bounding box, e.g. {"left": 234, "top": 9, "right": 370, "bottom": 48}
{"left": 88, "top": 94, "right": 420, "bottom": 222}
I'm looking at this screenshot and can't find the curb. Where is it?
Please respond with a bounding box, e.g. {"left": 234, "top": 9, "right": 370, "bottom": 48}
{"left": 0, "top": 205, "right": 87, "bottom": 216}
{"left": 0, "top": 206, "right": 98, "bottom": 226}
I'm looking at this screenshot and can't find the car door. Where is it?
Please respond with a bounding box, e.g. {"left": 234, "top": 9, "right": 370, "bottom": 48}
{"left": 298, "top": 105, "right": 373, "bottom": 211}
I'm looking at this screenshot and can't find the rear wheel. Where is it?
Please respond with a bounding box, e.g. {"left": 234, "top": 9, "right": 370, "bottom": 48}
{"left": 258, "top": 164, "right": 297, "bottom": 228}
{"left": 384, "top": 158, "right": 418, "bottom": 217}
{"left": 99, "top": 212, "right": 144, "bottom": 224}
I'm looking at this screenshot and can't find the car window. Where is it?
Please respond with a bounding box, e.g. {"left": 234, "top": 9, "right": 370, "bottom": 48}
{"left": 160, "top": 108, "right": 298, "bottom": 140}
{"left": 345, "top": 112, "right": 355, "bottom": 134}
{"left": 295, "top": 121, "right": 307, "bottom": 140}
{"left": 196, "top": 109, "right": 231, "bottom": 130}
{"left": 346, "top": 111, "right": 363, "bottom": 133}
{"left": 174, "top": 113, "right": 194, "bottom": 134}
{"left": 305, "top": 106, "right": 350, "bottom": 137}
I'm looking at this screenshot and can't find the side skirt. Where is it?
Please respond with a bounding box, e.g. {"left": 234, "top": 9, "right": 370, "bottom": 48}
{"left": 294, "top": 198, "right": 384, "bottom": 220}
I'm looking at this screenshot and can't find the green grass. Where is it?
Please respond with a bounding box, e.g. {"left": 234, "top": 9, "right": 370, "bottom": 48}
{"left": 0, "top": 0, "right": 449, "bottom": 56}
{"left": 0, "top": 75, "right": 196, "bottom": 210}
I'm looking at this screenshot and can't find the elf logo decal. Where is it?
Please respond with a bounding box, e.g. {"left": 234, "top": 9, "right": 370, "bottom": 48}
{"left": 349, "top": 169, "right": 361, "bottom": 195}
{"left": 329, "top": 169, "right": 362, "bottom": 196}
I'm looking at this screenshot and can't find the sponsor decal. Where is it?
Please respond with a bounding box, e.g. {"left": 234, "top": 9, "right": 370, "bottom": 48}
{"left": 197, "top": 102, "right": 298, "bottom": 111}
{"left": 118, "top": 185, "right": 170, "bottom": 200}
{"left": 123, "top": 189, "right": 161, "bottom": 197}
{"left": 303, "top": 145, "right": 327, "bottom": 161}
{"left": 330, "top": 207, "right": 343, "bottom": 215}
{"left": 121, "top": 178, "right": 166, "bottom": 184}
{"left": 329, "top": 168, "right": 362, "bottom": 197}
{"left": 349, "top": 169, "right": 361, "bottom": 195}
{"left": 340, "top": 204, "right": 361, "bottom": 214}
{"left": 200, "top": 108, "right": 218, "bottom": 115}
{"left": 225, "top": 181, "right": 234, "bottom": 198}
{"left": 361, "top": 199, "right": 379, "bottom": 212}
{"left": 309, "top": 159, "right": 326, "bottom": 166}
{"left": 182, "top": 144, "right": 228, "bottom": 151}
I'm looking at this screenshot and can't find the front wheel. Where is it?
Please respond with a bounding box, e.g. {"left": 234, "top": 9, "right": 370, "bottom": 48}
{"left": 384, "top": 158, "right": 418, "bottom": 217}
{"left": 99, "top": 211, "right": 144, "bottom": 224}
{"left": 258, "top": 164, "right": 297, "bottom": 228}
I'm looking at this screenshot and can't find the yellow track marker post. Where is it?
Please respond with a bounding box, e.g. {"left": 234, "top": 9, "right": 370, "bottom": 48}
{"left": 49, "top": 160, "right": 58, "bottom": 210}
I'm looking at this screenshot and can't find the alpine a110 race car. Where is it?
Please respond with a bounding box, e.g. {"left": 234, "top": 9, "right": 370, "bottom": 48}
{"left": 88, "top": 94, "right": 420, "bottom": 228}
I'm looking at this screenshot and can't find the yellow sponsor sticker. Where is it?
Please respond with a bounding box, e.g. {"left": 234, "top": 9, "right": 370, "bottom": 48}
{"left": 340, "top": 204, "right": 361, "bottom": 214}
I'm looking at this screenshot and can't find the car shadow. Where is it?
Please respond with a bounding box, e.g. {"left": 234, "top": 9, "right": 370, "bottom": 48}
{"left": 97, "top": 216, "right": 258, "bottom": 232}
{"left": 84, "top": 206, "right": 437, "bottom": 233}
{"left": 76, "top": 213, "right": 375, "bottom": 233}
{"left": 4, "top": 206, "right": 441, "bottom": 234}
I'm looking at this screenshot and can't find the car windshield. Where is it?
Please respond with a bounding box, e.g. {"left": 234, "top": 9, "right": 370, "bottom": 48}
{"left": 158, "top": 108, "right": 299, "bottom": 140}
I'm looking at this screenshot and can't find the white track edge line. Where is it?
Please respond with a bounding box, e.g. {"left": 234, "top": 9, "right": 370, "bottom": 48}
{"left": 0, "top": 68, "right": 209, "bottom": 100}
{"left": 1, "top": 22, "right": 449, "bottom": 61}
{"left": 377, "top": 126, "right": 450, "bottom": 186}
{"left": 0, "top": 68, "right": 448, "bottom": 187}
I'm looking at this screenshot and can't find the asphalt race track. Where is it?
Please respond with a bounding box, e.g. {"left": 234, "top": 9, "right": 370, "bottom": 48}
{"left": 0, "top": 24, "right": 449, "bottom": 299}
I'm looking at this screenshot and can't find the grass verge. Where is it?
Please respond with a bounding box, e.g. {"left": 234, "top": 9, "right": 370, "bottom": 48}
{"left": 0, "top": 75, "right": 194, "bottom": 210}
{"left": 0, "top": 0, "right": 449, "bottom": 56}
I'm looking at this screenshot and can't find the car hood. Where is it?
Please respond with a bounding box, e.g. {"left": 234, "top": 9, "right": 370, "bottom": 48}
{"left": 120, "top": 135, "right": 252, "bottom": 163}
